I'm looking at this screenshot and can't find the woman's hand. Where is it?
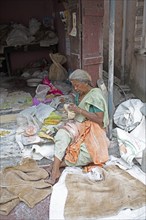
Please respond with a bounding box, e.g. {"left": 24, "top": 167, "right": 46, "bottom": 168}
{"left": 68, "top": 103, "right": 81, "bottom": 114}
{"left": 68, "top": 103, "right": 104, "bottom": 127}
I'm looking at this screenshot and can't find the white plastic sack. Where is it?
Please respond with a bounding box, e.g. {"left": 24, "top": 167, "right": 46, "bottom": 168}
{"left": 17, "top": 106, "right": 37, "bottom": 129}
{"left": 131, "top": 116, "right": 146, "bottom": 165}
{"left": 22, "top": 144, "right": 54, "bottom": 161}
{"left": 114, "top": 127, "right": 145, "bottom": 166}
{"left": 114, "top": 124, "right": 146, "bottom": 166}
{"left": 140, "top": 103, "right": 146, "bottom": 116}
{"left": 18, "top": 103, "right": 55, "bottom": 126}
{"left": 32, "top": 144, "right": 54, "bottom": 160}
{"left": 35, "top": 103, "right": 55, "bottom": 123}
{"left": 114, "top": 99, "right": 144, "bottom": 132}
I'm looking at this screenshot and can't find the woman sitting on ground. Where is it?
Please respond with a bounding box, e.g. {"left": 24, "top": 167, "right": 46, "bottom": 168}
{"left": 46, "top": 69, "right": 110, "bottom": 185}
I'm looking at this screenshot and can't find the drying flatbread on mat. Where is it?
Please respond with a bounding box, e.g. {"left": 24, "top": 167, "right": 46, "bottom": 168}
{"left": 0, "top": 158, "right": 52, "bottom": 216}
{"left": 64, "top": 165, "right": 146, "bottom": 220}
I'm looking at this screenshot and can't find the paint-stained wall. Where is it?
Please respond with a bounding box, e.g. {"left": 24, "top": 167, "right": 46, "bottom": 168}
{"left": 103, "top": 0, "right": 146, "bottom": 101}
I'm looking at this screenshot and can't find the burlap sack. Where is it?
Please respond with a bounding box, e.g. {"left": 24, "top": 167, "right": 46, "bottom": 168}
{"left": 49, "top": 53, "right": 68, "bottom": 81}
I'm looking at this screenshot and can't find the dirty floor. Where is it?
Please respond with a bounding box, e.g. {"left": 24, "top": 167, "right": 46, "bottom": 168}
{"left": 0, "top": 75, "right": 136, "bottom": 220}
{"left": 0, "top": 76, "right": 53, "bottom": 220}
{"left": 1, "top": 196, "right": 51, "bottom": 220}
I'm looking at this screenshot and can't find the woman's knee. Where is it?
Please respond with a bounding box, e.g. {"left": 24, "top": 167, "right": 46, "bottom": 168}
{"left": 54, "top": 129, "right": 71, "bottom": 160}
{"left": 54, "top": 129, "right": 71, "bottom": 145}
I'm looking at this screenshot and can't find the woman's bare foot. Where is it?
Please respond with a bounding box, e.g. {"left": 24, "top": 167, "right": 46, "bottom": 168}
{"left": 45, "top": 169, "right": 61, "bottom": 185}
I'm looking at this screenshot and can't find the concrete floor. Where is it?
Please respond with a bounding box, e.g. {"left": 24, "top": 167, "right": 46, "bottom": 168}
{"left": 0, "top": 195, "right": 51, "bottom": 220}
{"left": 0, "top": 76, "right": 36, "bottom": 96}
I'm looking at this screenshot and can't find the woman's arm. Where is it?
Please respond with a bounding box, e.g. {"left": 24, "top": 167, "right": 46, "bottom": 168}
{"left": 68, "top": 103, "right": 104, "bottom": 127}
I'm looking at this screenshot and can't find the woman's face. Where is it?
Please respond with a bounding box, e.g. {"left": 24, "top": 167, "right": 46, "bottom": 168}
{"left": 70, "top": 80, "right": 88, "bottom": 94}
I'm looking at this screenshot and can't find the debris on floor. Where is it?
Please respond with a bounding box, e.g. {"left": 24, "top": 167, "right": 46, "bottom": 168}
{"left": 0, "top": 72, "right": 146, "bottom": 219}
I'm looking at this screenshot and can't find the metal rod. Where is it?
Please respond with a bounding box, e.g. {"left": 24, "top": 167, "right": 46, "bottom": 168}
{"left": 108, "top": 0, "right": 115, "bottom": 140}
{"left": 121, "top": 0, "right": 127, "bottom": 84}
{"left": 142, "top": 0, "right": 146, "bottom": 48}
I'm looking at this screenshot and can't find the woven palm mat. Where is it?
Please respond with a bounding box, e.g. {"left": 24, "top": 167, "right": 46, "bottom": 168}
{"left": 64, "top": 165, "right": 146, "bottom": 220}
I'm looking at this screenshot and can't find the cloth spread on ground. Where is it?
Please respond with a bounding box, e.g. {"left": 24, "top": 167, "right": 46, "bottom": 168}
{"left": 65, "top": 120, "right": 109, "bottom": 166}
{"left": 64, "top": 165, "right": 146, "bottom": 220}
{"left": 0, "top": 158, "right": 52, "bottom": 216}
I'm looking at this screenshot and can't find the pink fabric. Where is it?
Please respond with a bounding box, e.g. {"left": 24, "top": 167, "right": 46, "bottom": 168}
{"left": 43, "top": 77, "right": 63, "bottom": 95}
